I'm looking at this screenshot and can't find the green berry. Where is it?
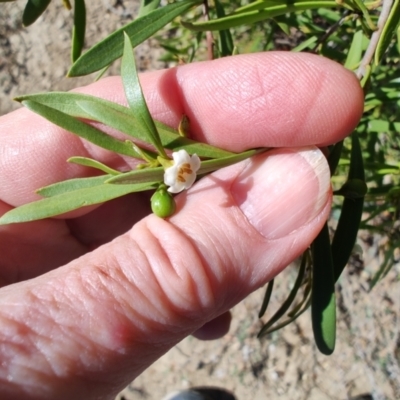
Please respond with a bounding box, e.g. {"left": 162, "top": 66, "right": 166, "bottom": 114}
{"left": 151, "top": 188, "right": 176, "bottom": 218}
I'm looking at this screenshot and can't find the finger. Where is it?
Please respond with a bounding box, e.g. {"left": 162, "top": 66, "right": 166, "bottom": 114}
{"left": 0, "top": 52, "right": 363, "bottom": 208}
{"left": 0, "top": 193, "right": 153, "bottom": 286}
{"left": 192, "top": 311, "right": 232, "bottom": 341}
{"left": 0, "top": 146, "right": 331, "bottom": 399}
{"left": 83, "top": 52, "right": 363, "bottom": 150}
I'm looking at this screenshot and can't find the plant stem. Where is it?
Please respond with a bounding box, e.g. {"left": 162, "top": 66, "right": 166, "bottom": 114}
{"left": 356, "top": 0, "right": 393, "bottom": 78}
{"left": 203, "top": 0, "right": 214, "bottom": 60}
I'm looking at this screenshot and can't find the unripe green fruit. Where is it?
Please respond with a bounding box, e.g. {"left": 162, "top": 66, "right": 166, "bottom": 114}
{"left": 151, "top": 188, "right": 176, "bottom": 218}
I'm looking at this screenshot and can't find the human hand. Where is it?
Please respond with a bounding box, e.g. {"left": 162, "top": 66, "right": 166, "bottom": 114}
{"left": 0, "top": 52, "right": 363, "bottom": 400}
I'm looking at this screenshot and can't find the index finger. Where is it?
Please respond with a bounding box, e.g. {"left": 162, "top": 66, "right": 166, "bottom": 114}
{"left": 0, "top": 52, "right": 363, "bottom": 207}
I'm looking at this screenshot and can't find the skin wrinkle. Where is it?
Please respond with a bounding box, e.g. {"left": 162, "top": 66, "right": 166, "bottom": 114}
{"left": 156, "top": 217, "right": 220, "bottom": 315}
{"left": 140, "top": 219, "right": 216, "bottom": 319}
{"left": 76, "top": 263, "right": 156, "bottom": 345}
{"left": 120, "top": 233, "right": 185, "bottom": 329}
{"left": 21, "top": 274, "right": 145, "bottom": 396}
{"left": 298, "top": 70, "right": 330, "bottom": 144}
{"left": 24, "top": 292, "right": 86, "bottom": 378}
{"left": 80, "top": 231, "right": 200, "bottom": 346}
{"left": 28, "top": 275, "right": 122, "bottom": 372}
{"left": 0, "top": 317, "right": 57, "bottom": 396}
{"left": 262, "top": 61, "right": 323, "bottom": 143}
{"left": 174, "top": 180, "right": 267, "bottom": 307}
{"left": 180, "top": 63, "right": 270, "bottom": 148}
{"left": 76, "top": 263, "right": 147, "bottom": 345}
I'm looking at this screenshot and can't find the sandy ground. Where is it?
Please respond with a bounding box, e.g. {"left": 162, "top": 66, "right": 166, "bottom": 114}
{"left": 1, "top": 2, "right": 400, "bottom": 400}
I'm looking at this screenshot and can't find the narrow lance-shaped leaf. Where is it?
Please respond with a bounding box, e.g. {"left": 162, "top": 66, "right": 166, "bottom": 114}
{"left": 397, "top": 24, "right": 400, "bottom": 55}
{"left": 288, "top": 278, "right": 312, "bottom": 318}
{"left": 370, "top": 239, "right": 400, "bottom": 289}
{"left": 107, "top": 148, "right": 266, "bottom": 184}
{"left": 197, "top": 148, "right": 266, "bottom": 175}
{"left": 37, "top": 175, "right": 113, "bottom": 197}
{"left": 311, "top": 222, "right": 336, "bottom": 355}
{"left": 182, "top": 0, "right": 352, "bottom": 31}
{"left": 258, "top": 279, "right": 274, "bottom": 318}
{"left": 22, "top": 0, "right": 51, "bottom": 26}
{"left": 15, "top": 92, "right": 235, "bottom": 159}
{"left": 121, "top": 32, "right": 167, "bottom": 158}
{"left": 21, "top": 100, "right": 141, "bottom": 158}
{"left": 106, "top": 166, "right": 164, "bottom": 185}
{"left": 214, "top": 0, "right": 234, "bottom": 57}
{"left": 0, "top": 181, "right": 158, "bottom": 225}
{"left": 232, "top": 0, "right": 312, "bottom": 14}
{"left": 138, "top": 0, "right": 161, "bottom": 17}
{"left": 331, "top": 132, "right": 366, "bottom": 282}
{"left": 76, "top": 99, "right": 234, "bottom": 158}
{"left": 258, "top": 254, "right": 307, "bottom": 338}
{"left": 68, "top": 0, "right": 202, "bottom": 76}
{"left": 344, "top": 29, "right": 364, "bottom": 70}
{"left": 262, "top": 297, "right": 312, "bottom": 335}
{"left": 67, "top": 157, "right": 120, "bottom": 175}
{"left": 292, "top": 36, "right": 318, "bottom": 52}
{"left": 71, "top": 0, "right": 86, "bottom": 62}
{"left": 327, "top": 141, "right": 343, "bottom": 176}
{"left": 375, "top": 0, "right": 400, "bottom": 65}
{"left": 351, "top": 0, "right": 376, "bottom": 31}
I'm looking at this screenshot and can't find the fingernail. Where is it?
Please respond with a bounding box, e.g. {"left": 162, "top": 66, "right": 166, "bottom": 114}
{"left": 231, "top": 147, "right": 331, "bottom": 240}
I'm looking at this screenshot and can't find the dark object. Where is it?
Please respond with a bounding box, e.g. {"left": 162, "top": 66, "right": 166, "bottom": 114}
{"left": 163, "top": 386, "right": 236, "bottom": 400}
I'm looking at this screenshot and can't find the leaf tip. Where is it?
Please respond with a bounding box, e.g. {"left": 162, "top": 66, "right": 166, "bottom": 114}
{"left": 180, "top": 20, "right": 194, "bottom": 30}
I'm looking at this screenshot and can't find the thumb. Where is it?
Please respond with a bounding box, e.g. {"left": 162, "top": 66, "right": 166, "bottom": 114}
{"left": 0, "top": 147, "right": 331, "bottom": 400}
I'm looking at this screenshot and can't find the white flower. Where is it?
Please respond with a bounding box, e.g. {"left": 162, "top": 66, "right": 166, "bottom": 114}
{"left": 164, "top": 150, "right": 201, "bottom": 193}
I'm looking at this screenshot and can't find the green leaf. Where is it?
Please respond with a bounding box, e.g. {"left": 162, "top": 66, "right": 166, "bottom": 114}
{"left": 68, "top": 0, "right": 202, "bottom": 76}
{"left": 182, "top": 0, "right": 350, "bottom": 31}
{"left": 258, "top": 254, "right": 307, "bottom": 337}
{"left": 368, "top": 119, "right": 400, "bottom": 133}
{"left": 292, "top": 35, "right": 318, "bottom": 52}
{"left": 138, "top": 0, "right": 161, "bottom": 17}
{"left": 78, "top": 98, "right": 233, "bottom": 158}
{"left": 369, "top": 239, "right": 400, "bottom": 289}
{"left": 15, "top": 92, "right": 235, "bottom": 159}
{"left": 344, "top": 29, "right": 364, "bottom": 70}
{"left": 121, "top": 32, "right": 166, "bottom": 158}
{"left": 67, "top": 157, "right": 120, "bottom": 175}
{"left": 331, "top": 132, "right": 365, "bottom": 282}
{"left": 0, "top": 181, "right": 157, "bottom": 225}
{"left": 215, "top": 0, "right": 234, "bottom": 57}
{"left": 107, "top": 148, "right": 265, "bottom": 184}
{"left": 106, "top": 166, "right": 164, "bottom": 185}
{"left": 21, "top": 100, "right": 141, "bottom": 158}
{"left": 71, "top": 0, "right": 86, "bottom": 62}
{"left": 234, "top": 0, "right": 298, "bottom": 14}
{"left": 197, "top": 148, "right": 265, "bottom": 175}
{"left": 327, "top": 141, "right": 343, "bottom": 176}
{"left": 258, "top": 279, "right": 274, "bottom": 318}
{"left": 397, "top": 25, "right": 400, "bottom": 55}
{"left": 375, "top": 0, "right": 400, "bottom": 64}
{"left": 311, "top": 223, "right": 336, "bottom": 355}
{"left": 351, "top": 0, "right": 376, "bottom": 31}
{"left": 37, "top": 175, "right": 113, "bottom": 197}
{"left": 22, "top": 0, "right": 51, "bottom": 26}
